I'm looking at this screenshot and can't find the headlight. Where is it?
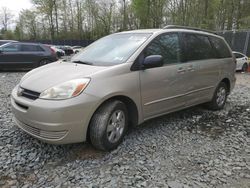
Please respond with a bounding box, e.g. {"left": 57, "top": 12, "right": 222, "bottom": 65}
{"left": 39, "top": 78, "right": 90, "bottom": 100}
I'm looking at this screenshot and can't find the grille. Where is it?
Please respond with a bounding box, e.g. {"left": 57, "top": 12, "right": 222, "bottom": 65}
{"left": 16, "top": 119, "right": 67, "bottom": 140}
{"left": 20, "top": 88, "right": 40, "bottom": 100}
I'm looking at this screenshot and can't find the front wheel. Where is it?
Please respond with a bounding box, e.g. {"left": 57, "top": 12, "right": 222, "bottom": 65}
{"left": 89, "top": 100, "right": 128, "bottom": 151}
{"left": 206, "top": 82, "right": 228, "bottom": 110}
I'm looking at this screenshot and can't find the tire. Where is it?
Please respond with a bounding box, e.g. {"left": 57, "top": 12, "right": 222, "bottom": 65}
{"left": 206, "top": 82, "right": 228, "bottom": 111}
{"left": 89, "top": 100, "right": 128, "bottom": 151}
{"left": 39, "top": 59, "right": 51, "bottom": 67}
{"left": 242, "top": 63, "right": 248, "bottom": 72}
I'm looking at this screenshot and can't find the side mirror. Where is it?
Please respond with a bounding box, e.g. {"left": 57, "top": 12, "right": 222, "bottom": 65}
{"left": 142, "top": 55, "right": 163, "bottom": 69}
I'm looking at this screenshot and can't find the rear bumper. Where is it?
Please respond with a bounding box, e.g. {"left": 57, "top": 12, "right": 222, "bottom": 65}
{"left": 11, "top": 85, "right": 99, "bottom": 144}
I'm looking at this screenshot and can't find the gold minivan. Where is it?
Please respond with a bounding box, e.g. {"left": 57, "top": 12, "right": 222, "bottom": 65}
{"left": 11, "top": 26, "right": 236, "bottom": 151}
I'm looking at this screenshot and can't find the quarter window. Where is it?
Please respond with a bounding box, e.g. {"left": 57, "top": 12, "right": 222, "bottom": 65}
{"left": 145, "top": 33, "right": 181, "bottom": 64}
{"left": 183, "top": 33, "right": 215, "bottom": 61}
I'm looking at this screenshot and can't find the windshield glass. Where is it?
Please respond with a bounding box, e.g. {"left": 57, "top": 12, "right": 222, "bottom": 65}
{"left": 71, "top": 33, "right": 151, "bottom": 66}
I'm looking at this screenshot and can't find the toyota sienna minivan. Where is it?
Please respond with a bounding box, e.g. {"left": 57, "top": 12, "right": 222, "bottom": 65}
{"left": 11, "top": 26, "right": 236, "bottom": 151}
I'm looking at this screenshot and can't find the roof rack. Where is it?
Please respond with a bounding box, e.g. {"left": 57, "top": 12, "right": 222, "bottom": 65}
{"left": 163, "top": 25, "right": 217, "bottom": 35}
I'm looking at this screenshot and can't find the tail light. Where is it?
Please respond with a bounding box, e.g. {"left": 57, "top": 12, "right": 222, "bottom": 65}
{"left": 46, "top": 45, "right": 56, "bottom": 55}
{"left": 50, "top": 47, "right": 56, "bottom": 55}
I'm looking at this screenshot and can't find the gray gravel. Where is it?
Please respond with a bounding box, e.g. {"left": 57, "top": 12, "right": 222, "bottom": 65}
{"left": 0, "top": 72, "right": 250, "bottom": 188}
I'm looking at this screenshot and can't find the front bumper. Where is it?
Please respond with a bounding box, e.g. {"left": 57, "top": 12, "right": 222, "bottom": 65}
{"left": 11, "top": 85, "right": 99, "bottom": 144}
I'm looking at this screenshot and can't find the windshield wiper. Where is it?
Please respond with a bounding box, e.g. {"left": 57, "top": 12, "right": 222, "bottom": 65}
{"left": 72, "top": 60, "right": 93, "bottom": 65}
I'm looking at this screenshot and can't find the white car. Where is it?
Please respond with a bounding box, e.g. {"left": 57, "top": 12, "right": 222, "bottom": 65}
{"left": 233, "top": 51, "right": 249, "bottom": 72}
{"left": 72, "top": 46, "right": 84, "bottom": 54}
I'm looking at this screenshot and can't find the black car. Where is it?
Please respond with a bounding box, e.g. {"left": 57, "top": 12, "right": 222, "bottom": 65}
{"left": 0, "top": 42, "right": 58, "bottom": 70}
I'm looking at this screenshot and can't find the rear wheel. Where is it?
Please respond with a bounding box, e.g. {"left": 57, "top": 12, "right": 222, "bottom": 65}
{"left": 89, "top": 100, "right": 128, "bottom": 151}
{"left": 206, "top": 82, "right": 228, "bottom": 110}
{"left": 242, "top": 63, "right": 248, "bottom": 72}
{"left": 39, "top": 59, "right": 51, "bottom": 67}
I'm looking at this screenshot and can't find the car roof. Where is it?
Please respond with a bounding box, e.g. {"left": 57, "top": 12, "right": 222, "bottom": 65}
{"left": 117, "top": 27, "right": 221, "bottom": 39}
{"left": 0, "top": 40, "right": 18, "bottom": 42}
{"left": 8, "top": 42, "right": 43, "bottom": 45}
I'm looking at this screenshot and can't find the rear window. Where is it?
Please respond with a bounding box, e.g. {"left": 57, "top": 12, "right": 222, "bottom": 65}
{"left": 182, "top": 33, "right": 215, "bottom": 61}
{"left": 209, "top": 37, "right": 232, "bottom": 58}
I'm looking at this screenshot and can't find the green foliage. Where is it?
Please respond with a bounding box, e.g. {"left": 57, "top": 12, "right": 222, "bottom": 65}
{"left": 1, "top": 0, "right": 250, "bottom": 41}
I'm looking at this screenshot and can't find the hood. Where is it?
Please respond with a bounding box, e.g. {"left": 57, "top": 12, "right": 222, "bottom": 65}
{"left": 20, "top": 61, "right": 107, "bottom": 92}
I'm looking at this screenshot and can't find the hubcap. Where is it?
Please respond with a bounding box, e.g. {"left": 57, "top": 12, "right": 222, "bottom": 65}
{"left": 216, "top": 87, "right": 226, "bottom": 106}
{"left": 107, "top": 110, "right": 125, "bottom": 143}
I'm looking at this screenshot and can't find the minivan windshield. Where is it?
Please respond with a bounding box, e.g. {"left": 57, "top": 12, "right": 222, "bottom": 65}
{"left": 71, "top": 33, "right": 151, "bottom": 66}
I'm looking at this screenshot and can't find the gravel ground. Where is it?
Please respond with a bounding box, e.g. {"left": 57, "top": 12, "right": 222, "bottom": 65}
{"left": 0, "top": 71, "right": 249, "bottom": 188}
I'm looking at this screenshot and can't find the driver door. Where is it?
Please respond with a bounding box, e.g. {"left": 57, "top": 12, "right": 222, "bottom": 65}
{"left": 0, "top": 43, "right": 22, "bottom": 69}
{"left": 139, "top": 33, "right": 189, "bottom": 120}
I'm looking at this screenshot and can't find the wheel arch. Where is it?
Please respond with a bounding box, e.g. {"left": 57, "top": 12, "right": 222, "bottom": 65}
{"left": 86, "top": 95, "right": 139, "bottom": 142}
{"left": 220, "top": 78, "right": 231, "bottom": 94}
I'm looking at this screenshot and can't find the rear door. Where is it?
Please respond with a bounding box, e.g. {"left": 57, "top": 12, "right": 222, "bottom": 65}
{"left": 20, "top": 44, "right": 45, "bottom": 68}
{"left": 181, "top": 33, "right": 219, "bottom": 106}
{"left": 139, "top": 33, "right": 190, "bottom": 119}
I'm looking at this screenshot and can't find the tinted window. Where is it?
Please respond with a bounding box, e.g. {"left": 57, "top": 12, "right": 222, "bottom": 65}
{"left": 233, "top": 53, "right": 244, "bottom": 59}
{"left": 183, "top": 33, "right": 215, "bottom": 61}
{"left": 2, "top": 44, "right": 20, "bottom": 52}
{"left": 20, "top": 44, "right": 44, "bottom": 52}
{"left": 145, "top": 33, "right": 180, "bottom": 64}
{"left": 210, "top": 37, "right": 232, "bottom": 58}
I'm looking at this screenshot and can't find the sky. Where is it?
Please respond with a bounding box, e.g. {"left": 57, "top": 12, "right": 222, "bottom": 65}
{"left": 0, "top": 0, "right": 33, "bottom": 18}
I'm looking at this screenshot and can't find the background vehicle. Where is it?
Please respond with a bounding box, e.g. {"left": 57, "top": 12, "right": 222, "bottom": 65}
{"left": 0, "top": 42, "right": 58, "bottom": 70}
{"left": 233, "top": 51, "right": 249, "bottom": 72}
{"left": 0, "top": 40, "right": 18, "bottom": 46}
{"left": 57, "top": 45, "right": 74, "bottom": 55}
{"left": 11, "top": 26, "right": 235, "bottom": 151}
{"left": 72, "top": 46, "right": 84, "bottom": 54}
{"left": 51, "top": 46, "right": 65, "bottom": 58}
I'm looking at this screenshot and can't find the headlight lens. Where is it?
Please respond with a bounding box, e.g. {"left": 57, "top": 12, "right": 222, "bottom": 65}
{"left": 39, "top": 78, "right": 90, "bottom": 100}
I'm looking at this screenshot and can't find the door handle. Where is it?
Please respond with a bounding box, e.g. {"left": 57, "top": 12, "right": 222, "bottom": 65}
{"left": 177, "top": 67, "right": 186, "bottom": 73}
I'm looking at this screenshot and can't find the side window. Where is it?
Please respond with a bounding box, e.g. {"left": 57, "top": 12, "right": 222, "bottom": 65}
{"left": 21, "top": 45, "right": 37, "bottom": 52}
{"left": 234, "top": 53, "right": 243, "bottom": 58}
{"left": 2, "top": 44, "right": 20, "bottom": 52}
{"left": 36, "top": 45, "right": 45, "bottom": 51}
{"left": 183, "top": 33, "right": 215, "bottom": 61}
{"left": 145, "top": 33, "right": 181, "bottom": 64}
{"left": 209, "top": 37, "right": 232, "bottom": 58}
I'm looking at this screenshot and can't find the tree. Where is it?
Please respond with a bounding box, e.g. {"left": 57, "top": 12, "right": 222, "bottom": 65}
{"left": 0, "top": 7, "right": 14, "bottom": 31}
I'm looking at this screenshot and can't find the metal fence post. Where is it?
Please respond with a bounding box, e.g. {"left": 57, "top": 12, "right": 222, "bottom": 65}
{"left": 243, "top": 31, "right": 250, "bottom": 56}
